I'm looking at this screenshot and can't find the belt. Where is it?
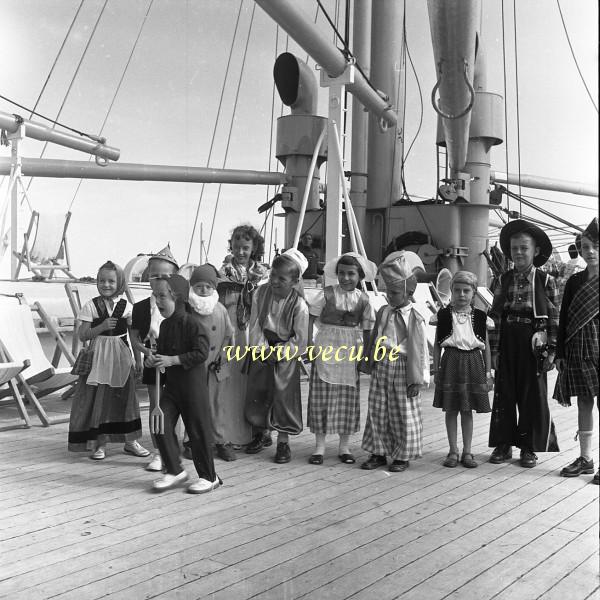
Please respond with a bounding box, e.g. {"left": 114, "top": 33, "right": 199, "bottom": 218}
{"left": 505, "top": 315, "right": 533, "bottom": 324}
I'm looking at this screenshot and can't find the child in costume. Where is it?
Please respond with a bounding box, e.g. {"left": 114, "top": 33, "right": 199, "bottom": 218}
{"left": 244, "top": 250, "right": 309, "bottom": 464}
{"left": 488, "top": 219, "right": 559, "bottom": 468}
{"left": 146, "top": 274, "right": 220, "bottom": 493}
{"left": 432, "top": 271, "right": 493, "bottom": 468}
{"left": 554, "top": 217, "right": 599, "bottom": 484}
{"left": 360, "top": 251, "right": 430, "bottom": 472}
{"left": 130, "top": 245, "right": 179, "bottom": 472}
{"left": 217, "top": 224, "right": 270, "bottom": 451}
{"left": 68, "top": 261, "right": 148, "bottom": 460}
{"left": 188, "top": 264, "right": 237, "bottom": 462}
{"left": 307, "top": 252, "right": 376, "bottom": 464}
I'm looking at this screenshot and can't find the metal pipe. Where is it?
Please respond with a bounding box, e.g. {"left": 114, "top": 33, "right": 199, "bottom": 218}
{"left": 0, "top": 157, "right": 289, "bottom": 185}
{"left": 491, "top": 171, "right": 598, "bottom": 197}
{"left": 0, "top": 111, "right": 120, "bottom": 161}
{"left": 254, "top": 0, "right": 397, "bottom": 126}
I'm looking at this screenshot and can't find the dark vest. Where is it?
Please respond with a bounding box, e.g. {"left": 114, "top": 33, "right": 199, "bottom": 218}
{"left": 91, "top": 296, "right": 128, "bottom": 338}
{"left": 490, "top": 268, "right": 550, "bottom": 321}
{"left": 319, "top": 286, "right": 369, "bottom": 328}
{"left": 436, "top": 306, "right": 487, "bottom": 346}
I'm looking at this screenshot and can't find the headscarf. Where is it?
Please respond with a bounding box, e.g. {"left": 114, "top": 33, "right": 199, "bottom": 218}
{"left": 378, "top": 251, "right": 418, "bottom": 295}
{"left": 97, "top": 260, "right": 126, "bottom": 298}
{"left": 281, "top": 248, "right": 309, "bottom": 276}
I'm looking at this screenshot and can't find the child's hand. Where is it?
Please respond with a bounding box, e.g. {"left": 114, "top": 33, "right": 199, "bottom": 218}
{"left": 103, "top": 317, "right": 118, "bottom": 331}
{"left": 153, "top": 354, "right": 176, "bottom": 368}
{"left": 486, "top": 371, "right": 494, "bottom": 392}
{"left": 144, "top": 354, "right": 158, "bottom": 368}
{"left": 542, "top": 352, "right": 555, "bottom": 372}
{"left": 407, "top": 384, "right": 420, "bottom": 397}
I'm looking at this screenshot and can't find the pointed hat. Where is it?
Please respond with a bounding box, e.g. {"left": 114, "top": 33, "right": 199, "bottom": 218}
{"left": 149, "top": 243, "right": 179, "bottom": 268}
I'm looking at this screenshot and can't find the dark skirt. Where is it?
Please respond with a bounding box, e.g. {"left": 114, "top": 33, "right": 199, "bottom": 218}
{"left": 433, "top": 347, "right": 491, "bottom": 413}
{"left": 68, "top": 369, "right": 142, "bottom": 451}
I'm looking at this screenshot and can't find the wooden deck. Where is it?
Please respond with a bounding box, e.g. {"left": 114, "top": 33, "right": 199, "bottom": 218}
{"left": 0, "top": 375, "right": 598, "bottom": 600}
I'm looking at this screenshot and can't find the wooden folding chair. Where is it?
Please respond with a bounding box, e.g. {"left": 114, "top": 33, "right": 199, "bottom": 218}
{"left": 0, "top": 341, "right": 32, "bottom": 431}
{"left": 13, "top": 210, "right": 75, "bottom": 280}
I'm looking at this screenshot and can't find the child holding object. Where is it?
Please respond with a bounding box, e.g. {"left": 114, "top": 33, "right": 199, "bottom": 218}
{"left": 307, "top": 252, "right": 376, "bottom": 464}
{"left": 146, "top": 274, "right": 220, "bottom": 494}
{"left": 431, "top": 271, "right": 493, "bottom": 468}
{"left": 188, "top": 264, "right": 237, "bottom": 462}
{"left": 130, "top": 245, "right": 180, "bottom": 472}
{"left": 244, "top": 249, "right": 309, "bottom": 464}
{"left": 68, "top": 261, "right": 148, "bottom": 460}
{"left": 554, "top": 217, "right": 599, "bottom": 484}
{"left": 360, "top": 251, "right": 430, "bottom": 472}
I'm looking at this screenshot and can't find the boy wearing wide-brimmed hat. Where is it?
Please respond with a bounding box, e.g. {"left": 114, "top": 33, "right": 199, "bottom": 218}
{"left": 488, "top": 219, "right": 560, "bottom": 468}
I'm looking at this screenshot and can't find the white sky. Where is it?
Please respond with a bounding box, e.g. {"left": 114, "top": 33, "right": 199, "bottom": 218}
{"left": 1, "top": 0, "right": 598, "bottom": 277}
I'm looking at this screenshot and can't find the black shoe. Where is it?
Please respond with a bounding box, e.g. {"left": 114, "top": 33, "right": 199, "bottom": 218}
{"left": 245, "top": 433, "right": 265, "bottom": 454}
{"left": 182, "top": 445, "right": 193, "bottom": 460}
{"left": 560, "top": 456, "right": 594, "bottom": 478}
{"left": 360, "top": 454, "right": 387, "bottom": 470}
{"left": 389, "top": 460, "right": 409, "bottom": 472}
{"left": 274, "top": 442, "right": 291, "bottom": 464}
{"left": 308, "top": 454, "right": 324, "bottom": 465}
{"left": 261, "top": 431, "right": 273, "bottom": 448}
{"left": 489, "top": 445, "right": 512, "bottom": 464}
{"left": 520, "top": 449, "right": 538, "bottom": 468}
{"left": 215, "top": 443, "right": 237, "bottom": 462}
{"left": 593, "top": 470, "right": 599, "bottom": 485}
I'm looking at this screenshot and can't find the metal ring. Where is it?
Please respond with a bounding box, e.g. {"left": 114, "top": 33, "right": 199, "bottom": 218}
{"left": 430, "top": 60, "right": 475, "bottom": 120}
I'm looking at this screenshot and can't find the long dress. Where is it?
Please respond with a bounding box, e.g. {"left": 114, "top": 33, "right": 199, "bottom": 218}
{"left": 68, "top": 295, "right": 142, "bottom": 451}
{"left": 217, "top": 258, "right": 268, "bottom": 444}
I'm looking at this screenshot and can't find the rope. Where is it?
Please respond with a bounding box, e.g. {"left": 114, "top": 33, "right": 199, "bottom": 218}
{"left": 556, "top": 0, "right": 598, "bottom": 113}
{"left": 500, "top": 0, "right": 511, "bottom": 215}
{"left": 206, "top": 2, "right": 257, "bottom": 257}
{"left": 67, "top": 0, "right": 155, "bottom": 213}
{"left": 186, "top": 0, "right": 245, "bottom": 262}
{"left": 512, "top": 0, "right": 523, "bottom": 207}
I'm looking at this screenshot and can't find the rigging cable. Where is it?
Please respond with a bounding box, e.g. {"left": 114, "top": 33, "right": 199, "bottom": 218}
{"left": 67, "top": 0, "right": 155, "bottom": 213}
{"left": 500, "top": 0, "right": 511, "bottom": 216}
{"left": 206, "top": 3, "right": 257, "bottom": 257}
{"left": 512, "top": 0, "right": 523, "bottom": 207}
{"left": 186, "top": 0, "right": 244, "bottom": 262}
{"left": 556, "top": 0, "right": 598, "bottom": 113}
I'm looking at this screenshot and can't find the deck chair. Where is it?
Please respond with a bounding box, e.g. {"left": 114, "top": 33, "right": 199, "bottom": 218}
{"left": 13, "top": 210, "right": 75, "bottom": 280}
{"left": 0, "top": 342, "right": 32, "bottom": 431}
{"left": 0, "top": 298, "right": 77, "bottom": 425}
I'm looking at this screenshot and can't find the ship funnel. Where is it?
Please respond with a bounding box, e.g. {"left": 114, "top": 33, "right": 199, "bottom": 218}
{"left": 427, "top": 0, "right": 480, "bottom": 173}
{"left": 274, "top": 52, "right": 318, "bottom": 115}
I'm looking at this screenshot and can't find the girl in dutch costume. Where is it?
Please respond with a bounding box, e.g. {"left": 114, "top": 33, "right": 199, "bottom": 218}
{"left": 217, "top": 224, "right": 269, "bottom": 451}
{"left": 432, "top": 271, "right": 493, "bottom": 469}
{"left": 68, "top": 261, "right": 148, "bottom": 460}
{"left": 554, "top": 217, "right": 599, "bottom": 484}
{"left": 244, "top": 250, "right": 309, "bottom": 464}
{"left": 307, "top": 252, "right": 376, "bottom": 465}
{"left": 360, "top": 251, "right": 430, "bottom": 472}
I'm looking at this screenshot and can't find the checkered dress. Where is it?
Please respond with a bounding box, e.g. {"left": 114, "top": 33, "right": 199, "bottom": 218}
{"left": 307, "top": 365, "right": 360, "bottom": 434}
{"left": 361, "top": 354, "right": 423, "bottom": 461}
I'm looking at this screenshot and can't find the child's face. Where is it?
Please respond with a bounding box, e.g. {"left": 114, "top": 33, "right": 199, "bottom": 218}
{"left": 337, "top": 263, "right": 361, "bottom": 292}
{"left": 148, "top": 258, "right": 177, "bottom": 280}
{"left": 510, "top": 233, "right": 539, "bottom": 272}
{"left": 192, "top": 282, "right": 215, "bottom": 297}
{"left": 451, "top": 282, "right": 474, "bottom": 309}
{"left": 153, "top": 280, "right": 176, "bottom": 318}
{"left": 581, "top": 235, "right": 598, "bottom": 268}
{"left": 387, "top": 284, "right": 410, "bottom": 308}
{"left": 231, "top": 236, "right": 253, "bottom": 267}
{"left": 269, "top": 265, "right": 297, "bottom": 299}
{"left": 97, "top": 269, "right": 118, "bottom": 298}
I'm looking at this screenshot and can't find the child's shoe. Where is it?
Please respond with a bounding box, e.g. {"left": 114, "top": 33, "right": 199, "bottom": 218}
{"left": 389, "top": 460, "right": 409, "bottom": 472}
{"left": 461, "top": 453, "right": 478, "bottom": 468}
{"left": 274, "top": 442, "right": 291, "bottom": 463}
{"left": 145, "top": 454, "right": 163, "bottom": 472}
{"left": 519, "top": 449, "right": 537, "bottom": 468}
{"left": 443, "top": 452, "right": 459, "bottom": 468}
{"left": 187, "top": 477, "right": 222, "bottom": 494}
{"left": 152, "top": 471, "right": 188, "bottom": 491}
{"left": 124, "top": 441, "right": 151, "bottom": 457}
{"left": 215, "top": 443, "right": 237, "bottom": 462}
{"left": 593, "top": 470, "right": 599, "bottom": 485}
{"left": 489, "top": 444, "right": 512, "bottom": 463}
{"left": 90, "top": 446, "right": 106, "bottom": 460}
{"left": 360, "top": 454, "right": 387, "bottom": 470}
{"left": 560, "top": 456, "right": 594, "bottom": 477}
